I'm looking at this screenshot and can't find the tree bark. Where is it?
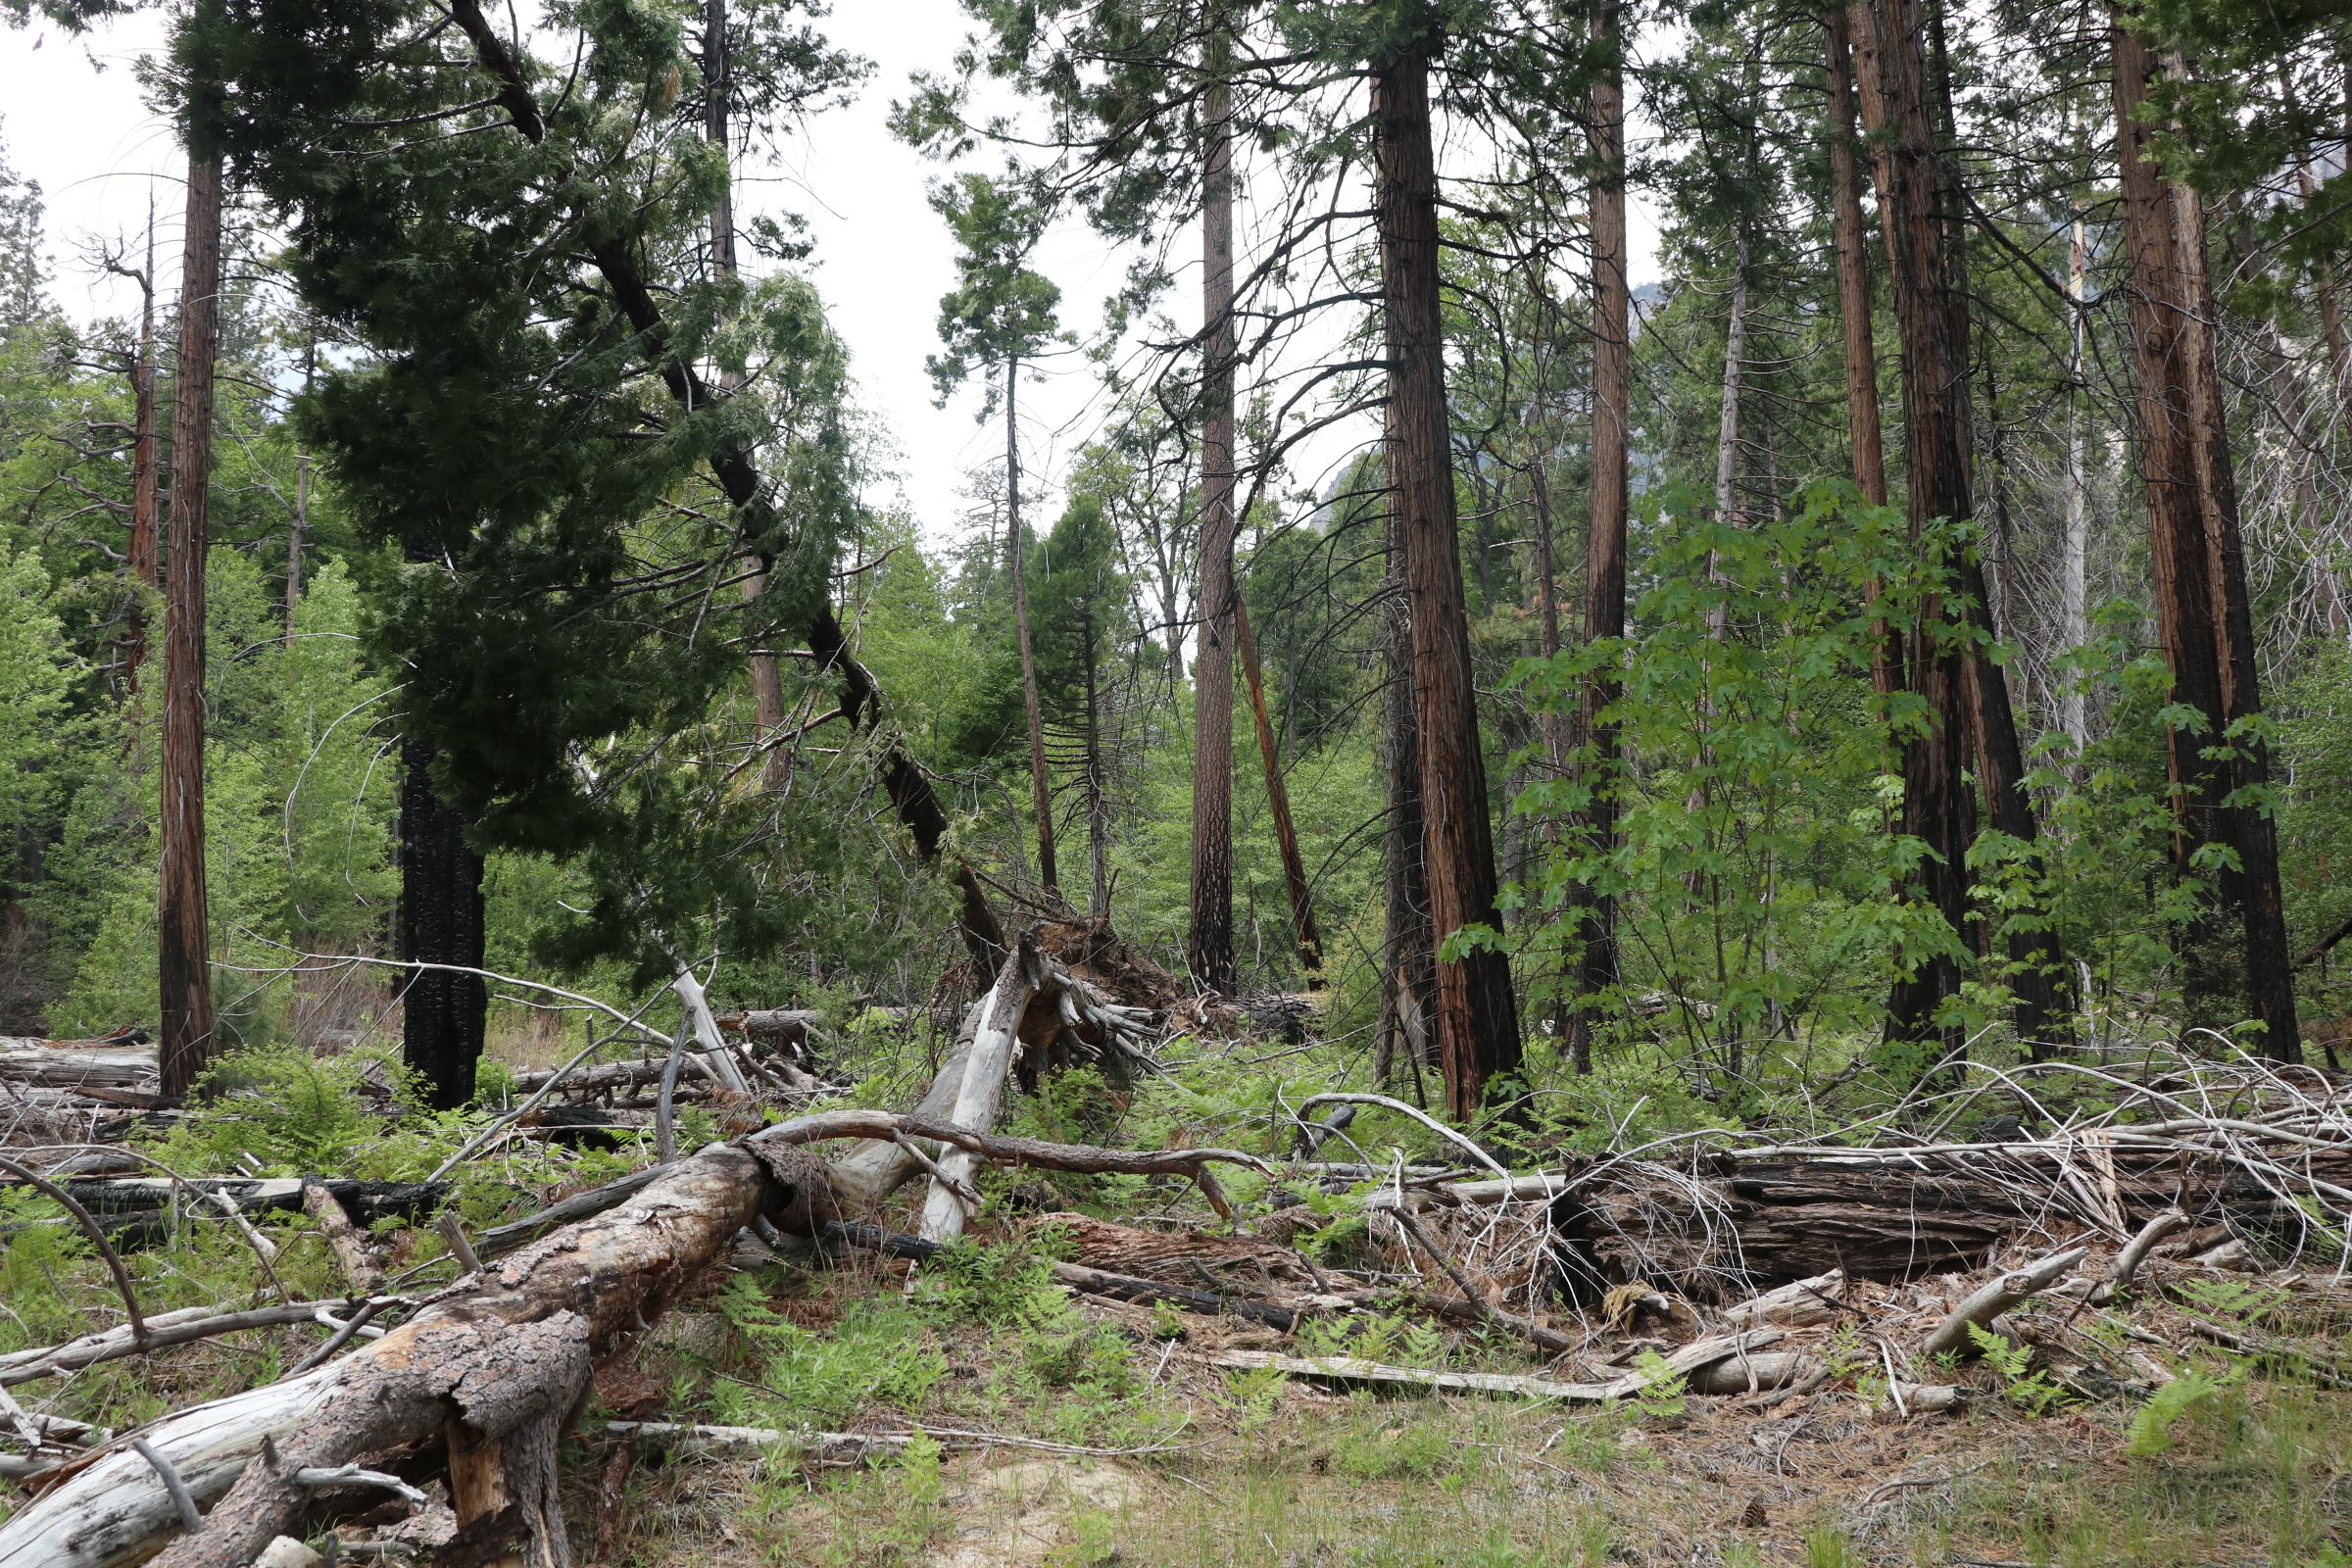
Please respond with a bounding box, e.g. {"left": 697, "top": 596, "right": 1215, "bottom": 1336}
{"left": 1855, "top": 0, "right": 1977, "bottom": 1065}
{"left": 1190, "top": 74, "right": 1238, "bottom": 994}
{"left": 1232, "top": 593, "right": 1323, "bottom": 981}
{"left": 2111, "top": 25, "right": 2300, "bottom": 1058}
{"left": 1570, "top": 4, "right": 1630, "bottom": 1080}
{"left": 1006, "top": 358, "right": 1058, "bottom": 896}
{"left": 398, "top": 739, "right": 487, "bottom": 1111}
{"left": 1825, "top": 4, "right": 1900, "bottom": 699}
{"left": 1373, "top": 47, "right": 1522, "bottom": 1117}
{"left": 158, "top": 150, "right": 221, "bottom": 1099}
{"left": 1379, "top": 515, "right": 1434, "bottom": 1100}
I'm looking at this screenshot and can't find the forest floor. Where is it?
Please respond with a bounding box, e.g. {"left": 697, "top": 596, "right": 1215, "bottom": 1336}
{"left": 567, "top": 1224, "right": 2352, "bottom": 1568}
{"left": 3, "top": 1002, "right": 2350, "bottom": 1567}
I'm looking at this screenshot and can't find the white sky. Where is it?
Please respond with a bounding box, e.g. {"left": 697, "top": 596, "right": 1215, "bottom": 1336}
{"left": 0, "top": 2, "right": 1659, "bottom": 547}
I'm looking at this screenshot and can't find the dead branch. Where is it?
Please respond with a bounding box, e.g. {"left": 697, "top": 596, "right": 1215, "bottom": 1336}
{"left": 1919, "top": 1246, "right": 2086, "bottom": 1358}
{"left": 303, "top": 1182, "right": 382, "bottom": 1295}
{"left": 1209, "top": 1330, "right": 1783, "bottom": 1403}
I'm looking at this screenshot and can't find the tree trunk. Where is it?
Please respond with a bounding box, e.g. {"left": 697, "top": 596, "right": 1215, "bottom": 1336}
{"left": 2111, "top": 26, "right": 2300, "bottom": 1059}
{"left": 1232, "top": 594, "right": 1323, "bottom": 981}
{"left": 1856, "top": 0, "right": 1977, "bottom": 1066}
{"left": 2163, "top": 56, "right": 2299, "bottom": 1060}
{"left": 1373, "top": 47, "right": 1522, "bottom": 1118}
{"left": 158, "top": 151, "right": 221, "bottom": 1099}
{"left": 1569, "top": 7, "right": 1630, "bottom": 1081}
{"left": 398, "top": 739, "right": 487, "bottom": 1110}
{"left": 1083, "top": 600, "right": 1110, "bottom": 921}
{"left": 1190, "top": 74, "right": 1237, "bottom": 993}
{"left": 1004, "top": 358, "right": 1058, "bottom": 896}
{"left": 2062, "top": 210, "right": 2090, "bottom": 751}
{"left": 1381, "top": 496, "right": 1434, "bottom": 1100}
{"left": 1825, "top": 3, "right": 1898, "bottom": 698}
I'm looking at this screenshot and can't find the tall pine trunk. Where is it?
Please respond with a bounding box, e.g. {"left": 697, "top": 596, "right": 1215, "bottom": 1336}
{"left": 1083, "top": 599, "right": 1110, "bottom": 921}
{"left": 1855, "top": 0, "right": 1978, "bottom": 1066}
{"left": 1373, "top": 47, "right": 1522, "bottom": 1117}
{"left": 1825, "top": 4, "right": 1898, "bottom": 698}
{"left": 1006, "top": 359, "right": 1058, "bottom": 895}
{"left": 1570, "top": 1, "right": 1630, "bottom": 1079}
{"left": 1190, "top": 73, "right": 1237, "bottom": 991}
{"left": 158, "top": 150, "right": 221, "bottom": 1098}
{"left": 2110, "top": 28, "right": 2300, "bottom": 1059}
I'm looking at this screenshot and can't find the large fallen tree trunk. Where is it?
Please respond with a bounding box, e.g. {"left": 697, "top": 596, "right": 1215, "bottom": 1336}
{"left": 0, "top": 1094, "right": 1259, "bottom": 1565}
{"left": 0, "top": 1145, "right": 788, "bottom": 1568}
{"left": 0, "top": 1043, "right": 158, "bottom": 1090}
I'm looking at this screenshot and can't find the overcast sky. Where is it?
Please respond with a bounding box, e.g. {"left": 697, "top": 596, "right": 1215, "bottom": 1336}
{"left": 0, "top": 3, "right": 1660, "bottom": 549}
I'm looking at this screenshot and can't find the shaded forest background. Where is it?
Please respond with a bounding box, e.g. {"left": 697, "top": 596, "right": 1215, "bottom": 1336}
{"left": 1, "top": 0, "right": 2350, "bottom": 1136}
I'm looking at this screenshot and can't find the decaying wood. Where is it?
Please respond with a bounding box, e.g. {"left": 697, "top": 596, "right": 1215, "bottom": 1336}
{"left": 1683, "top": 1351, "right": 1822, "bottom": 1396}
{"left": 1210, "top": 1330, "right": 1783, "bottom": 1403}
{"left": 2099, "top": 1208, "right": 2188, "bottom": 1301}
{"left": 0, "top": 1043, "right": 158, "bottom": 1089}
{"left": 303, "top": 1181, "right": 383, "bottom": 1295}
{"left": 0, "top": 1147, "right": 782, "bottom": 1568}
{"left": 1720, "top": 1270, "right": 1848, "bottom": 1328}
{"left": 1919, "top": 1245, "right": 2086, "bottom": 1358}
{"left": 919, "top": 940, "right": 1042, "bottom": 1240}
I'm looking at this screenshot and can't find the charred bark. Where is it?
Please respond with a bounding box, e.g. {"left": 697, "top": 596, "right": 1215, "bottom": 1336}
{"left": 398, "top": 739, "right": 487, "bottom": 1111}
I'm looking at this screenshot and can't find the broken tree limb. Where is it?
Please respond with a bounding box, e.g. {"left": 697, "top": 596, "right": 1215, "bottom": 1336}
{"left": 0, "top": 1301, "right": 374, "bottom": 1390}
{"left": 1389, "top": 1207, "right": 1575, "bottom": 1353}
{"left": 751, "top": 1109, "right": 1270, "bottom": 1224}
{"left": 0, "top": 1154, "right": 149, "bottom": 1348}
{"left": 920, "top": 936, "right": 1043, "bottom": 1241}
{"left": 0, "top": 1145, "right": 785, "bottom": 1568}
{"left": 1919, "top": 1245, "right": 2087, "bottom": 1359}
{"left": 671, "top": 968, "right": 750, "bottom": 1095}
{"left": 822, "top": 998, "right": 983, "bottom": 1212}
{"left": 473, "top": 1166, "right": 668, "bottom": 1261}
{"left": 1294, "top": 1093, "right": 1511, "bottom": 1179}
{"left": 2098, "top": 1208, "right": 2188, "bottom": 1302}
{"left": 1209, "top": 1331, "right": 1784, "bottom": 1404}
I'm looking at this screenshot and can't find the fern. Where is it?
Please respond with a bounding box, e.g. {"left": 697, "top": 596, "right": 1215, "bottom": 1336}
{"left": 1631, "top": 1348, "right": 1687, "bottom": 1418}
{"left": 2125, "top": 1369, "right": 2222, "bottom": 1456}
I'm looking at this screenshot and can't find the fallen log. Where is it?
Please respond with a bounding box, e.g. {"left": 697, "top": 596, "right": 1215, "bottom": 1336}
{"left": 0, "top": 1146, "right": 787, "bottom": 1568}
{"left": 919, "top": 938, "right": 1042, "bottom": 1240}
{"left": 1208, "top": 1330, "right": 1784, "bottom": 1403}
{"left": 0, "top": 1300, "right": 391, "bottom": 1390}
{"left": 0, "top": 1044, "right": 158, "bottom": 1089}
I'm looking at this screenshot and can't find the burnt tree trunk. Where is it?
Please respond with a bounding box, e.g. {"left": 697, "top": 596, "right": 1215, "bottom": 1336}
{"left": 1374, "top": 46, "right": 1522, "bottom": 1116}
{"left": 399, "top": 738, "right": 487, "bottom": 1110}
{"left": 2110, "top": 29, "right": 2300, "bottom": 1058}
{"left": 1190, "top": 73, "right": 1238, "bottom": 993}
{"left": 158, "top": 151, "right": 222, "bottom": 1099}
{"left": 1568, "top": 0, "right": 1630, "bottom": 1080}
